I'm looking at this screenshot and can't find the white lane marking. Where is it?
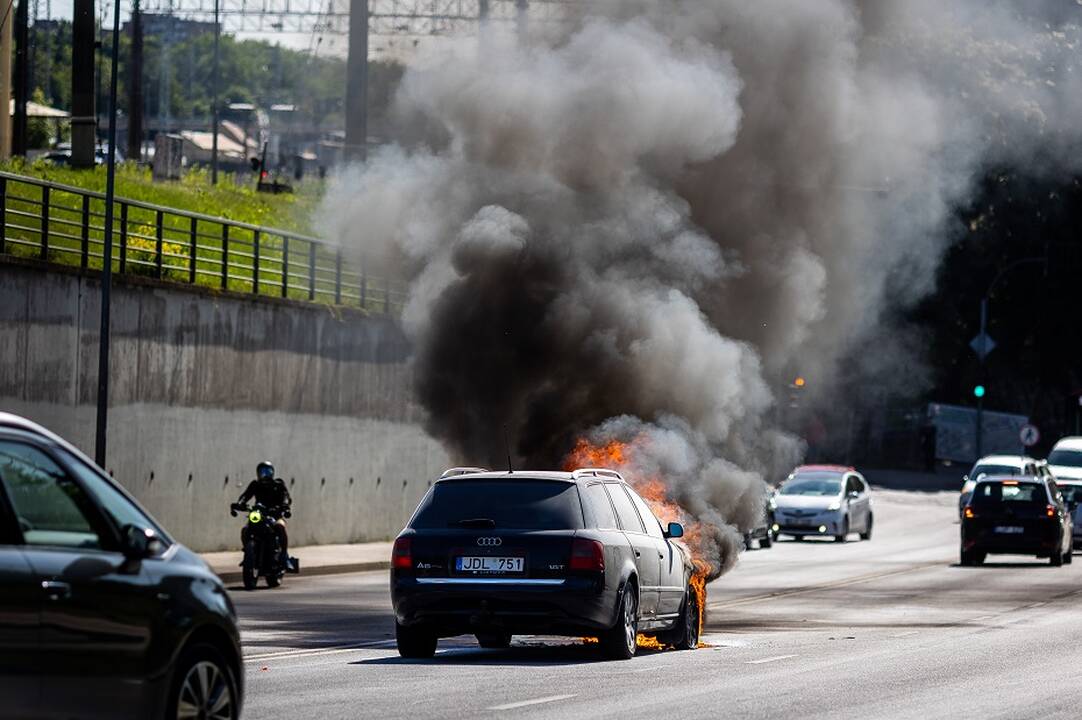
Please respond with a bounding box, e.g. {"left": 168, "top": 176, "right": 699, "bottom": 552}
{"left": 244, "top": 639, "right": 396, "bottom": 662}
{"left": 890, "top": 631, "right": 918, "bottom": 638}
{"left": 745, "top": 654, "right": 797, "bottom": 665}
{"left": 972, "top": 615, "right": 995, "bottom": 623}
{"left": 488, "top": 694, "right": 577, "bottom": 711}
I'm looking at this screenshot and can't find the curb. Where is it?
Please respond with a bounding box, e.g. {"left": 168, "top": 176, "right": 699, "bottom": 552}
{"left": 215, "top": 560, "right": 390, "bottom": 585}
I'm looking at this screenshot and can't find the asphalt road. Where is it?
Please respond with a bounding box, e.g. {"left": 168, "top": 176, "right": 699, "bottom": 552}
{"left": 231, "top": 489, "right": 1082, "bottom": 719}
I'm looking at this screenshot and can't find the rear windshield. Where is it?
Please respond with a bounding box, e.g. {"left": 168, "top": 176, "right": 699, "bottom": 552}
{"left": 780, "top": 473, "right": 842, "bottom": 496}
{"left": 1048, "top": 450, "right": 1082, "bottom": 468}
{"left": 410, "top": 479, "right": 584, "bottom": 530}
{"left": 970, "top": 464, "right": 1021, "bottom": 478}
{"left": 971, "top": 482, "right": 1047, "bottom": 509}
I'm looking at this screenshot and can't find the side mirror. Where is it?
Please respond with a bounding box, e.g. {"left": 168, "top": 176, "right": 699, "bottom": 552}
{"left": 847, "top": 491, "right": 860, "bottom": 499}
{"left": 664, "top": 522, "right": 684, "bottom": 539}
{"left": 121, "top": 524, "right": 162, "bottom": 561}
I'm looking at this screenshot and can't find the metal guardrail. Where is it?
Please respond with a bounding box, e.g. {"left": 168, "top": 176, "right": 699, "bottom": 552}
{"left": 0, "top": 170, "right": 407, "bottom": 313}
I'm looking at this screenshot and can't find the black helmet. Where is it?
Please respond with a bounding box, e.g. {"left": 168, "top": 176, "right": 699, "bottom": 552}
{"left": 257, "top": 461, "right": 275, "bottom": 481}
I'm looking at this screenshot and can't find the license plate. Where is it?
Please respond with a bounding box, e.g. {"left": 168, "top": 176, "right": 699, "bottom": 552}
{"left": 994, "top": 526, "right": 1024, "bottom": 534}
{"left": 456, "top": 556, "right": 524, "bottom": 573}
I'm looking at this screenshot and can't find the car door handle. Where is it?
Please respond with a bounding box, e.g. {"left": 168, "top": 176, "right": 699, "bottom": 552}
{"left": 42, "top": 580, "right": 71, "bottom": 601}
{"left": 657, "top": 552, "right": 664, "bottom": 559}
{"left": 634, "top": 550, "right": 641, "bottom": 558}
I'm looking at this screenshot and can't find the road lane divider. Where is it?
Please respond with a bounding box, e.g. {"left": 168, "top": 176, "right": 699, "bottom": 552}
{"left": 707, "top": 559, "right": 951, "bottom": 611}
{"left": 487, "top": 694, "right": 577, "bottom": 711}
{"left": 745, "top": 654, "right": 797, "bottom": 665}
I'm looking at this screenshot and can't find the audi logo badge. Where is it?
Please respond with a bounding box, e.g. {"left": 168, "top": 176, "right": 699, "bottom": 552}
{"left": 477, "top": 537, "right": 503, "bottom": 547}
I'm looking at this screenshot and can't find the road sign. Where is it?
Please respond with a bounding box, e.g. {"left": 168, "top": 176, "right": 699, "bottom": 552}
{"left": 970, "top": 332, "right": 997, "bottom": 361}
{"left": 1019, "top": 424, "right": 1040, "bottom": 447}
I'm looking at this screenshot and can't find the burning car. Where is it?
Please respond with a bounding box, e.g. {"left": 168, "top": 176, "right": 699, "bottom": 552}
{"left": 391, "top": 467, "right": 702, "bottom": 660}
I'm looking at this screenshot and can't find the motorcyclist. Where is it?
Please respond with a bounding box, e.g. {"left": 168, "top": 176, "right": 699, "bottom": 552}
{"left": 233, "top": 460, "right": 292, "bottom": 565}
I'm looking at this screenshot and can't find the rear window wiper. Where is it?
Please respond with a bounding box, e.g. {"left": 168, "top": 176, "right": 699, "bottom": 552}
{"left": 451, "top": 518, "right": 496, "bottom": 529}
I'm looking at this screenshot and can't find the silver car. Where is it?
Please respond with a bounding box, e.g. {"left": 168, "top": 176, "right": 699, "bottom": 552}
{"left": 770, "top": 465, "right": 873, "bottom": 542}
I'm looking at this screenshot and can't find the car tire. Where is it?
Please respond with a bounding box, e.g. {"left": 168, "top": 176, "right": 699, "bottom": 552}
{"left": 860, "top": 514, "right": 873, "bottom": 541}
{"left": 1064, "top": 551, "right": 1073, "bottom": 565}
{"left": 396, "top": 622, "right": 437, "bottom": 658}
{"left": 1051, "top": 551, "right": 1064, "bottom": 567}
{"left": 601, "top": 582, "right": 638, "bottom": 660}
{"left": 166, "top": 643, "right": 239, "bottom": 720}
{"left": 475, "top": 631, "right": 512, "bottom": 649}
{"left": 760, "top": 532, "right": 772, "bottom": 549}
{"left": 671, "top": 586, "right": 701, "bottom": 651}
{"left": 834, "top": 518, "right": 849, "bottom": 543}
{"left": 744, "top": 534, "right": 754, "bottom": 551}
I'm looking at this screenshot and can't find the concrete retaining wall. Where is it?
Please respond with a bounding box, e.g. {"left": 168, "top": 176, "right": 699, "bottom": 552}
{"left": 0, "top": 259, "right": 450, "bottom": 551}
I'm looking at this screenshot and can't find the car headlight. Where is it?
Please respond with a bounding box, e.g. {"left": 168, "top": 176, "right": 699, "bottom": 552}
{"left": 827, "top": 500, "right": 841, "bottom": 511}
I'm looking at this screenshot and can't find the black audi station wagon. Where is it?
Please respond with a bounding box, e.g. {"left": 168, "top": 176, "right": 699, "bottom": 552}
{"left": 391, "top": 467, "right": 701, "bottom": 660}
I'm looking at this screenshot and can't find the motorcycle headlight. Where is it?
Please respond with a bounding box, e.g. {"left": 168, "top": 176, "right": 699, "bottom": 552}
{"left": 248, "top": 510, "right": 263, "bottom": 524}
{"left": 827, "top": 501, "right": 841, "bottom": 512}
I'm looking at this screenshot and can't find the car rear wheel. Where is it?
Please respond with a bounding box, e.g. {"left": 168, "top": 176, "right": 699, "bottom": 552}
{"left": 475, "top": 631, "right": 512, "bottom": 649}
{"left": 860, "top": 514, "right": 873, "bottom": 541}
{"left": 601, "top": 582, "right": 638, "bottom": 660}
{"left": 760, "top": 532, "right": 772, "bottom": 549}
{"left": 168, "top": 643, "right": 239, "bottom": 720}
{"left": 1065, "top": 550, "right": 1074, "bottom": 565}
{"left": 396, "top": 622, "right": 437, "bottom": 659}
{"left": 1051, "top": 551, "right": 1064, "bottom": 567}
{"left": 960, "top": 548, "right": 985, "bottom": 566}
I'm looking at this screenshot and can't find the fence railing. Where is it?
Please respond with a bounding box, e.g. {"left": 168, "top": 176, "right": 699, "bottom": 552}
{"left": 0, "top": 171, "right": 407, "bottom": 313}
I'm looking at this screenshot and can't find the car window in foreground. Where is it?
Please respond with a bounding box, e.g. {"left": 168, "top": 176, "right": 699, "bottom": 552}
{"left": 57, "top": 449, "right": 170, "bottom": 548}
{"left": 410, "top": 479, "right": 584, "bottom": 530}
{"left": 780, "top": 474, "right": 842, "bottom": 496}
{"left": 0, "top": 441, "right": 105, "bottom": 549}
{"left": 1048, "top": 450, "right": 1082, "bottom": 468}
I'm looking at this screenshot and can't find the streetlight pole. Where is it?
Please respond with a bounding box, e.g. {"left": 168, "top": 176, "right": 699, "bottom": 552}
{"left": 211, "top": 0, "right": 220, "bottom": 184}
{"left": 94, "top": 0, "right": 123, "bottom": 468}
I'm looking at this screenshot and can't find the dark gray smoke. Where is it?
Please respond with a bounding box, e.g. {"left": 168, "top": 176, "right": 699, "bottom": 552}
{"left": 321, "top": 0, "right": 1082, "bottom": 574}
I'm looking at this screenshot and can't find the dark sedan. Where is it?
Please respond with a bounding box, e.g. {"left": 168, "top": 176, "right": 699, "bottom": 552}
{"left": 960, "top": 475, "right": 1074, "bottom": 567}
{"left": 391, "top": 468, "right": 701, "bottom": 660}
{"left": 0, "top": 413, "right": 242, "bottom": 719}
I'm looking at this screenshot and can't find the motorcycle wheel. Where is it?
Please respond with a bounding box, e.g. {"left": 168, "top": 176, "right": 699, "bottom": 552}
{"left": 266, "top": 573, "right": 281, "bottom": 588}
{"left": 242, "top": 564, "right": 258, "bottom": 591}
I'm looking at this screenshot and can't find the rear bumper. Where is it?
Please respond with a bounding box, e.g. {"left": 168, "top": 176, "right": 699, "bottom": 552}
{"left": 963, "top": 530, "right": 1063, "bottom": 556}
{"left": 392, "top": 575, "right": 616, "bottom": 636}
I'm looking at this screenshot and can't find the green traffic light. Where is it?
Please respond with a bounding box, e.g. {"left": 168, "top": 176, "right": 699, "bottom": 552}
{"left": 973, "top": 385, "right": 986, "bottom": 398}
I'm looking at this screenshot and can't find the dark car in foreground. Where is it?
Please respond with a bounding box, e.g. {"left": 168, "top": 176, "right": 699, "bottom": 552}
{"left": 0, "top": 413, "right": 242, "bottom": 720}
{"left": 960, "top": 475, "right": 1073, "bottom": 567}
{"left": 391, "top": 467, "right": 700, "bottom": 660}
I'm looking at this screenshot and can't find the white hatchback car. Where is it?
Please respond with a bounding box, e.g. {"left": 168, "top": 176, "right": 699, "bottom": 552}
{"left": 958, "top": 455, "right": 1044, "bottom": 513}
{"left": 770, "top": 465, "right": 873, "bottom": 542}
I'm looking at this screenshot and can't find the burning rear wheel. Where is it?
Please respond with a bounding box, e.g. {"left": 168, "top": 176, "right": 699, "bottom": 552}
{"left": 601, "top": 582, "right": 638, "bottom": 660}
{"left": 396, "top": 622, "right": 437, "bottom": 659}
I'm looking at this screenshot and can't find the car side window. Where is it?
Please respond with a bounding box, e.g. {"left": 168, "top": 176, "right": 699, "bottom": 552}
{"left": 0, "top": 441, "right": 108, "bottom": 550}
{"left": 845, "top": 476, "right": 858, "bottom": 495}
{"left": 582, "top": 483, "right": 619, "bottom": 530}
{"left": 857, "top": 476, "right": 869, "bottom": 494}
{"left": 605, "top": 484, "right": 645, "bottom": 534}
{"left": 625, "top": 487, "right": 665, "bottom": 539}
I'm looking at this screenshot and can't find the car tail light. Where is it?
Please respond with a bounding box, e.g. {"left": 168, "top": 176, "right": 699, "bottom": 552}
{"left": 1047, "top": 505, "right": 1056, "bottom": 518}
{"left": 570, "top": 538, "right": 605, "bottom": 572}
{"left": 963, "top": 506, "right": 975, "bottom": 519}
{"left": 392, "top": 537, "right": 412, "bottom": 570}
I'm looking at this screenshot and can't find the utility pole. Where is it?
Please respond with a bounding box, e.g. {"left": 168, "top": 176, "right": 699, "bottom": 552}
{"left": 344, "top": 0, "right": 368, "bottom": 163}
{"left": 12, "top": 0, "right": 29, "bottom": 155}
{"left": 127, "top": 0, "right": 143, "bottom": 162}
{"left": 0, "top": 0, "right": 13, "bottom": 158}
{"left": 210, "top": 0, "right": 220, "bottom": 183}
{"left": 515, "top": 0, "right": 528, "bottom": 40}
{"left": 71, "top": 0, "right": 96, "bottom": 167}
{"left": 95, "top": 0, "right": 123, "bottom": 467}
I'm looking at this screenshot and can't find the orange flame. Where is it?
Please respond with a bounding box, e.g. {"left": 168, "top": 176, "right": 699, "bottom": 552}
{"left": 563, "top": 436, "right": 712, "bottom": 647}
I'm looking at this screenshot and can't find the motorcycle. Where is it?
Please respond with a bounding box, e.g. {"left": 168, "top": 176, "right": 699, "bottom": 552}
{"left": 230, "top": 501, "right": 300, "bottom": 590}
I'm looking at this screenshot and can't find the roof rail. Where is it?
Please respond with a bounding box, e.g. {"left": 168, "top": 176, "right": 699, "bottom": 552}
{"left": 439, "top": 467, "right": 490, "bottom": 479}
{"left": 571, "top": 468, "right": 625, "bottom": 481}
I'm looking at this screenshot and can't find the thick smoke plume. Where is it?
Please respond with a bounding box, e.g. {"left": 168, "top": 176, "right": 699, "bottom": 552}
{"left": 322, "top": 1, "right": 1082, "bottom": 575}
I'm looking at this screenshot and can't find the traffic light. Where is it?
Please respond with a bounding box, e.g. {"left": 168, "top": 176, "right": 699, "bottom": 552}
{"left": 793, "top": 376, "right": 806, "bottom": 389}
{"left": 973, "top": 384, "right": 986, "bottom": 399}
